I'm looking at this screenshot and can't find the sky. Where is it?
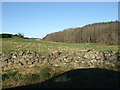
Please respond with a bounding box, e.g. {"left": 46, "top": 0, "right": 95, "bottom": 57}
{"left": 1, "top": 0, "right": 120, "bottom": 2}
{"left": 2, "top": 2, "right": 118, "bottom": 38}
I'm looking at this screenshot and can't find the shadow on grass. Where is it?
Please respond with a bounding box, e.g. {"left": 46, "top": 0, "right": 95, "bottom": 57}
{"left": 5, "top": 68, "right": 120, "bottom": 89}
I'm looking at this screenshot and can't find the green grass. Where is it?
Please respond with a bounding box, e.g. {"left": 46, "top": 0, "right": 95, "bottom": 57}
{"left": 3, "top": 68, "right": 120, "bottom": 88}
{"left": 2, "top": 66, "right": 53, "bottom": 88}
{"left": 2, "top": 65, "right": 72, "bottom": 89}
{"left": 2, "top": 38, "right": 118, "bottom": 55}
{"left": 2, "top": 38, "right": 119, "bottom": 88}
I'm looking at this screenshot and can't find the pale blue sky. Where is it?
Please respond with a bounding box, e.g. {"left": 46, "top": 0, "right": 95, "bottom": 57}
{"left": 2, "top": 2, "right": 118, "bottom": 38}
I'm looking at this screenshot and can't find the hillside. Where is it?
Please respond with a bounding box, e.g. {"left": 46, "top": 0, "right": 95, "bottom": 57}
{"left": 43, "top": 21, "right": 119, "bottom": 44}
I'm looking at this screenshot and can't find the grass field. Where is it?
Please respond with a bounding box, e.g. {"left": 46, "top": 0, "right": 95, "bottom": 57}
{"left": 2, "top": 38, "right": 118, "bottom": 55}
{"left": 2, "top": 65, "right": 72, "bottom": 89}
{"left": 1, "top": 38, "right": 119, "bottom": 88}
{"left": 3, "top": 67, "right": 120, "bottom": 88}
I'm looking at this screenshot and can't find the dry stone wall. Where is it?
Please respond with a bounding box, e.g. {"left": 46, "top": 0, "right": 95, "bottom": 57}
{"left": 0, "top": 50, "right": 120, "bottom": 70}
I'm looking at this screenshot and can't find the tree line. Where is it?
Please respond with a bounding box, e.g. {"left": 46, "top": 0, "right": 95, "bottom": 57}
{"left": 0, "top": 33, "right": 29, "bottom": 39}
{"left": 43, "top": 21, "right": 119, "bottom": 44}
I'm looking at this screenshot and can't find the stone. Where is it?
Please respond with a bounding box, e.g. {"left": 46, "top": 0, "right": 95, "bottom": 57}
{"left": 78, "top": 52, "right": 85, "bottom": 57}
{"left": 63, "top": 58, "right": 71, "bottom": 63}
{"left": 38, "top": 59, "right": 43, "bottom": 64}
{"left": 35, "top": 54, "right": 40, "bottom": 58}
{"left": 1, "top": 57, "right": 7, "bottom": 61}
{"left": 27, "top": 61, "right": 32, "bottom": 65}
{"left": 12, "top": 55, "right": 17, "bottom": 59}
{"left": 18, "top": 52, "right": 24, "bottom": 56}
{"left": 71, "top": 63, "right": 81, "bottom": 68}
{"left": 95, "top": 55, "right": 101, "bottom": 60}
{"left": 52, "top": 64, "right": 59, "bottom": 67}
{"left": 90, "top": 59, "right": 97, "bottom": 63}
{"left": 115, "top": 62, "right": 120, "bottom": 69}
{"left": 18, "top": 62, "right": 24, "bottom": 66}
{"left": 80, "top": 60, "right": 92, "bottom": 67}
{"left": 41, "top": 56, "right": 46, "bottom": 59}
{"left": 5, "top": 53, "right": 12, "bottom": 59}
{"left": 12, "top": 52, "right": 18, "bottom": 58}
{"left": 95, "top": 51, "right": 100, "bottom": 55}
{"left": 104, "top": 52, "right": 112, "bottom": 57}
{"left": 109, "top": 55, "right": 117, "bottom": 61}
{"left": 52, "top": 50, "right": 61, "bottom": 56}
{"left": 2, "top": 61, "right": 7, "bottom": 68}
{"left": 13, "top": 59, "right": 19, "bottom": 64}
{"left": 84, "top": 51, "right": 96, "bottom": 59}
{"left": 1, "top": 50, "right": 119, "bottom": 70}
{"left": 8, "top": 62, "right": 13, "bottom": 66}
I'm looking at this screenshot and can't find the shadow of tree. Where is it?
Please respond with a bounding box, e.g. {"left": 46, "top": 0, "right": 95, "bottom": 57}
{"left": 5, "top": 68, "right": 120, "bottom": 89}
